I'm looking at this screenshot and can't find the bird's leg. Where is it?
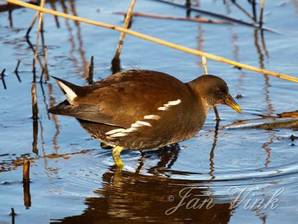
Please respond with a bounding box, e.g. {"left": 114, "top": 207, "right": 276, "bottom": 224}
{"left": 112, "top": 146, "right": 124, "bottom": 168}
{"left": 100, "top": 141, "right": 113, "bottom": 149}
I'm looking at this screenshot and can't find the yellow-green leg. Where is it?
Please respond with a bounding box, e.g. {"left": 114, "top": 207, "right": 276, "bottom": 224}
{"left": 112, "top": 146, "right": 124, "bottom": 168}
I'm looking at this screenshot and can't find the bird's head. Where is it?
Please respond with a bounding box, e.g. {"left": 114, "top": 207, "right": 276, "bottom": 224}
{"left": 188, "top": 75, "right": 241, "bottom": 113}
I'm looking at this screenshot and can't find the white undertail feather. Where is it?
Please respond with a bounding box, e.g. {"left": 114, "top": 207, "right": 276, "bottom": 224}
{"left": 56, "top": 80, "right": 77, "bottom": 104}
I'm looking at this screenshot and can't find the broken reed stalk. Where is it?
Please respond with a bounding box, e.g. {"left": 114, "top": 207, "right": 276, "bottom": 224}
{"left": 87, "top": 55, "right": 94, "bottom": 84}
{"left": 32, "top": 62, "right": 39, "bottom": 155}
{"left": 7, "top": 0, "right": 298, "bottom": 83}
{"left": 22, "top": 158, "right": 30, "bottom": 182}
{"left": 1, "top": 69, "right": 7, "bottom": 89}
{"left": 111, "top": 0, "right": 136, "bottom": 74}
{"left": 23, "top": 182, "right": 31, "bottom": 209}
{"left": 31, "top": 82, "right": 39, "bottom": 120}
{"left": 41, "top": 46, "right": 49, "bottom": 82}
{"left": 259, "top": 0, "right": 266, "bottom": 29}
{"left": 201, "top": 56, "right": 220, "bottom": 120}
{"left": 8, "top": 8, "right": 13, "bottom": 27}
{"left": 14, "top": 59, "right": 22, "bottom": 82}
{"left": 33, "top": 0, "right": 45, "bottom": 69}
{"left": 25, "top": 12, "right": 37, "bottom": 38}
{"left": 251, "top": 0, "right": 258, "bottom": 22}
{"left": 31, "top": 80, "right": 39, "bottom": 155}
{"left": 48, "top": 0, "right": 60, "bottom": 28}
{"left": 229, "top": 0, "right": 255, "bottom": 21}
{"left": 201, "top": 56, "right": 208, "bottom": 74}
{"left": 32, "top": 117, "right": 38, "bottom": 154}
{"left": 32, "top": 58, "right": 36, "bottom": 81}
{"left": 114, "top": 11, "right": 228, "bottom": 24}
{"left": 185, "top": 0, "right": 191, "bottom": 17}
{"left": 10, "top": 208, "right": 16, "bottom": 224}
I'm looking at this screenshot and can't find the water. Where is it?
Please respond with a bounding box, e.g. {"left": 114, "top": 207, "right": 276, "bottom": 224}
{"left": 1, "top": 0, "right": 298, "bottom": 223}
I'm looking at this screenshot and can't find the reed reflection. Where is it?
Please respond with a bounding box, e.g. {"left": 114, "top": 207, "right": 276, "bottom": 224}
{"left": 209, "top": 119, "right": 220, "bottom": 180}
{"left": 60, "top": 0, "right": 88, "bottom": 78}
{"left": 253, "top": 28, "right": 275, "bottom": 168}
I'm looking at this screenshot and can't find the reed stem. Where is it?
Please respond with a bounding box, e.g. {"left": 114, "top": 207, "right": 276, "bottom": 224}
{"left": 7, "top": 0, "right": 298, "bottom": 83}
{"left": 87, "top": 56, "right": 94, "bottom": 84}
{"left": 111, "top": 0, "right": 136, "bottom": 73}
{"left": 22, "top": 158, "right": 30, "bottom": 183}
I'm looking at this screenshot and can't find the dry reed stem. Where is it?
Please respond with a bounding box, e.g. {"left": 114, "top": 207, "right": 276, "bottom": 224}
{"left": 14, "top": 59, "right": 20, "bottom": 71}
{"left": 259, "top": 0, "right": 266, "bottom": 28}
{"left": 111, "top": 0, "right": 136, "bottom": 73}
{"left": 229, "top": 0, "right": 254, "bottom": 21}
{"left": 149, "top": 0, "right": 275, "bottom": 32}
{"left": 7, "top": 0, "right": 298, "bottom": 83}
{"left": 41, "top": 46, "right": 49, "bottom": 81}
{"left": 25, "top": 12, "right": 37, "bottom": 38}
{"left": 201, "top": 56, "right": 208, "bottom": 74}
{"left": 251, "top": 0, "right": 258, "bottom": 22}
{"left": 10, "top": 208, "right": 16, "bottom": 224}
{"left": 87, "top": 55, "right": 94, "bottom": 84}
{"left": 22, "top": 158, "right": 30, "bottom": 182}
{"left": 1, "top": 69, "right": 7, "bottom": 89}
{"left": 33, "top": 0, "right": 45, "bottom": 67}
{"left": 14, "top": 59, "right": 22, "bottom": 82}
{"left": 31, "top": 83, "right": 38, "bottom": 120}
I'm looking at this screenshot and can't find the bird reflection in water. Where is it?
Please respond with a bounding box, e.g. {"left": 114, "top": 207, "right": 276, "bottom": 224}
{"left": 51, "top": 167, "right": 234, "bottom": 224}
{"left": 50, "top": 118, "right": 233, "bottom": 224}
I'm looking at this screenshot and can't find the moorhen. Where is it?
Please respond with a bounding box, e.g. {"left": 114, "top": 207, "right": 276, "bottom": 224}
{"left": 49, "top": 70, "right": 241, "bottom": 168}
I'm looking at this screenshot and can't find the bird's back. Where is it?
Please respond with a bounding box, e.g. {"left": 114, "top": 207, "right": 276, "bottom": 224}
{"left": 50, "top": 70, "right": 206, "bottom": 149}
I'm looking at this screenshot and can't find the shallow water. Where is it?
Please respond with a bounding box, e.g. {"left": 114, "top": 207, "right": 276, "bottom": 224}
{"left": 1, "top": 0, "right": 298, "bottom": 223}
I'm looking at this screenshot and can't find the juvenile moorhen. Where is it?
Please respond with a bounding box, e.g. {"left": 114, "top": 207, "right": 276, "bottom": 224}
{"left": 49, "top": 70, "right": 241, "bottom": 168}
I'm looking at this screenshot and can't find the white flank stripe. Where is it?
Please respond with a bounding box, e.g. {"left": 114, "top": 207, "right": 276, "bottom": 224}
{"left": 167, "top": 99, "right": 181, "bottom": 106}
{"left": 144, "top": 115, "right": 160, "bottom": 120}
{"left": 123, "top": 127, "right": 138, "bottom": 133}
{"left": 158, "top": 99, "right": 181, "bottom": 111}
{"left": 109, "top": 132, "right": 127, "bottom": 138}
{"left": 135, "top": 120, "right": 152, "bottom": 127}
{"left": 131, "top": 122, "right": 144, "bottom": 128}
{"left": 105, "top": 128, "right": 126, "bottom": 135}
{"left": 158, "top": 107, "right": 167, "bottom": 111}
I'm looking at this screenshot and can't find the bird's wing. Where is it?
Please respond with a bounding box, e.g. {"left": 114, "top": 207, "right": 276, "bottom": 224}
{"left": 48, "top": 100, "right": 117, "bottom": 126}
{"left": 50, "top": 70, "right": 192, "bottom": 128}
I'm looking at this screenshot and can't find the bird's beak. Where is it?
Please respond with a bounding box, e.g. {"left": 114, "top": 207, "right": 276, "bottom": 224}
{"left": 224, "top": 94, "right": 241, "bottom": 113}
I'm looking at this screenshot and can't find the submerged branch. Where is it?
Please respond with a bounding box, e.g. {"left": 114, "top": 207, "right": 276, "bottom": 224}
{"left": 113, "top": 11, "right": 229, "bottom": 24}
{"left": 147, "top": 0, "right": 275, "bottom": 32}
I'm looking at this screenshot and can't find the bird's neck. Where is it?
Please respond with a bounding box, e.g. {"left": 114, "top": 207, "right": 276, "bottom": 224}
{"left": 187, "top": 80, "right": 210, "bottom": 116}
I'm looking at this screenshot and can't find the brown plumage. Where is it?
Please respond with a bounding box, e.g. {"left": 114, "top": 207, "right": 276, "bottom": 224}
{"left": 49, "top": 70, "right": 240, "bottom": 167}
